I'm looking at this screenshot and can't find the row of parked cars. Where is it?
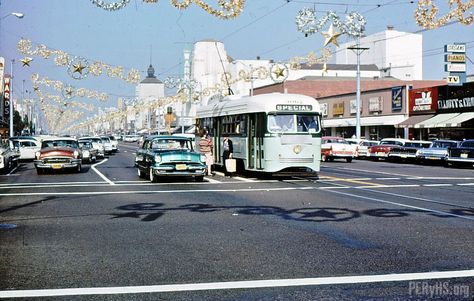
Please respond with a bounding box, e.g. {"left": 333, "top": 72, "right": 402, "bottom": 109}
{"left": 321, "top": 136, "right": 474, "bottom": 167}
{"left": 0, "top": 135, "right": 119, "bottom": 174}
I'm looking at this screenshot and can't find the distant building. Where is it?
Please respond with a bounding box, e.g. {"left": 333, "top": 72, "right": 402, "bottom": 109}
{"left": 336, "top": 27, "right": 423, "bottom": 80}
{"left": 134, "top": 64, "right": 165, "bottom": 132}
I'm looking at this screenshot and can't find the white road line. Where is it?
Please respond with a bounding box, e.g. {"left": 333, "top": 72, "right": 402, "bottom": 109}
{"left": 0, "top": 186, "right": 314, "bottom": 197}
{"left": 423, "top": 184, "right": 453, "bottom": 187}
{"left": 375, "top": 177, "right": 401, "bottom": 180}
{"left": 232, "top": 176, "right": 256, "bottom": 182}
{"left": 205, "top": 177, "right": 222, "bottom": 183}
{"left": 324, "top": 188, "right": 474, "bottom": 221}
{"left": 6, "top": 165, "right": 19, "bottom": 176}
{"left": 91, "top": 159, "right": 115, "bottom": 185}
{"left": 458, "top": 183, "right": 474, "bottom": 186}
{"left": 323, "top": 166, "right": 413, "bottom": 177}
{"left": 1, "top": 269, "right": 472, "bottom": 298}
{"left": 0, "top": 181, "right": 105, "bottom": 187}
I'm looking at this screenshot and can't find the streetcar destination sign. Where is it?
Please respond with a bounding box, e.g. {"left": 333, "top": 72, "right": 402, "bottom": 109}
{"left": 276, "top": 104, "right": 312, "bottom": 111}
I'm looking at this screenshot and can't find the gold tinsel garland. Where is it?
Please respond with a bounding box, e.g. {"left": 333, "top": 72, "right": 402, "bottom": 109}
{"left": 18, "top": 38, "right": 141, "bottom": 84}
{"left": 415, "top": 0, "right": 473, "bottom": 29}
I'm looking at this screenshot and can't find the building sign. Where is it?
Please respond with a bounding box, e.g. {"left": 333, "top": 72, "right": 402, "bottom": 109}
{"left": 276, "top": 104, "right": 312, "bottom": 111}
{"left": 408, "top": 87, "right": 437, "bottom": 114}
{"left": 332, "top": 103, "right": 344, "bottom": 116}
{"left": 445, "top": 63, "right": 466, "bottom": 72}
{"left": 320, "top": 103, "right": 328, "bottom": 116}
{"left": 445, "top": 54, "right": 466, "bottom": 63}
{"left": 369, "top": 97, "right": 383, "bottom": 112}
{"left": 437, "top": 82, "right": 474, "bottom": 112}
{"left": 3, "top": 75, "right": 11, "bottom": 123}
{"left": 391, "top": 87, "right": 403, "bottom": 112}
{"left": 445, "top": 44, "right": 466, "bottom": 53}
{"left": 438, "top": 97, "right": 474, "bottom": 110}
{"left": 349, "top": 99, "right": 362, "bottom": 114}
{"left": 445, "top": 43, "right": 466, "bottom": 86}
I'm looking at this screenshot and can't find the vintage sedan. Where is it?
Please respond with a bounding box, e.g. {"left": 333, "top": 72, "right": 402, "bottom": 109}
{"left": 387, "top": 140, "right": 432, "bottom": 162}
{"left": 135, "top": 136, "right": 207, "bottom": 182}
{"left": 34, "top": 138, "right": 82, "bottom": 174}
{"left": 78, "top": 139, "right": 98, "bottom": 163}
{"left": 0, "top": 140, "right": 20, "bottom": 173}
{"left": 368, "top": 138, "right": 408, "bottom": 160}
{"left": 321, "top": 136, "right": 358, "bottom": 163}
{"left": 446, "top": 139, "right": 474, "bottom": 167}
{"left": 415, "top": 140, "right": 460, "bottom": 163}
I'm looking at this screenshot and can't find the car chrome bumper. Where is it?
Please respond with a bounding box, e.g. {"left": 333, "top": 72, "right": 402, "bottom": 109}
{"left": 34, "top": 159, "right": 81, "bottom": 169}
{"left": 151, "top": 165, "right": 206, "bottom": 176}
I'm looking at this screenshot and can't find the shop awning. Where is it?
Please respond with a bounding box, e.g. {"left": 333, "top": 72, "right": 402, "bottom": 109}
{"left": 322, "top": 115, "right": 406, "bottom": 128}
{"left": 440, "top": 112, "right": 474, "bottom": 127}
{"left": 395, "top": 114, "right": 435, "bottom": 128}
{"left": 414, "top": 113, "right": 459, "bottom": 128}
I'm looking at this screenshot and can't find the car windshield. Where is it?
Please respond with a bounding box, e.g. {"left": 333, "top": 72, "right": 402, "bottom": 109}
{"left": 151, "top": 139, "right": 192, "bottom": 150}
{"left": 79, "top": 141, "right": 92, "bottom": 149}
{"left": 323, "top": 138, "right": 347, "bottom": 144}
{"left": 431, "top": 141, "right": 458, "bottom": 148}
{"left": 380, "top": 140, "right": 403, "bottom": 146}
{"left": 42, "top": 140, "right": 78, "bottom": 148}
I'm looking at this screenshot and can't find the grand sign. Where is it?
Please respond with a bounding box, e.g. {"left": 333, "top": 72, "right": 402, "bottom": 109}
{"left": 3, "top": 75, "right": 11, "bottom": 123}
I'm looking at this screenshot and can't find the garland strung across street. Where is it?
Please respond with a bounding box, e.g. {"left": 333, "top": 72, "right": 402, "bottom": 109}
{"left": 90, "top": 0, "right": 245, "bottom": 19}
{"left": 31, "top": 73, "right": 110, "bottom": 102}
{"left": 17, "top": 38, "right": 141, "bottom": 84}
{"left": 415, "top": 0, "right": 473, "bottom": 29}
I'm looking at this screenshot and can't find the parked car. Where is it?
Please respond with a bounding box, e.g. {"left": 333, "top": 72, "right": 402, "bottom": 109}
{"left": 135, "top": 135, "right": 207, "bottom": 182}
{"left": 10, "top": 138, "right": 41, "bottom": 160}
{"left": 320, "top": 136, "right": 358, "bottom": 163}
{"left": 100, "top": 136, "right": 113, "bottom": 155}
{"left": 368, "top": 138, "right": 408, "bottom": 160}
{"left": 107, "top": 135, "right": 119, "bottom": 152}
{"left": 0, "top": 140, "right": 20, "bottom": 173}
{"left": 79, "top": 137, "right": 105, "bottom": 158}
{"left": 446, "top": 139, "right": 474, "bottom": 167}
{"left": 78, "top": 140, "right": 98, "bottom": 163}
{"left": 123, "top": 135, "right": 139, "bottom": 142}
{"left": 34, "top": 138, "right": 82, "bottom": 174}
{"left": 415, "top": 140, "right": 460, "bottom": 163}
{"left": 346, "top": 138, "right": 380, "bottom": 158}
{"left": 387, "top": 140, "right": 432, "bottom": 162}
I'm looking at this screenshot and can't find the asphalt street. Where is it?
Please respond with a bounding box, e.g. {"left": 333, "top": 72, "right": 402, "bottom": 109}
{"left": 0, "top": 142, "right": 473, "bottom": 300}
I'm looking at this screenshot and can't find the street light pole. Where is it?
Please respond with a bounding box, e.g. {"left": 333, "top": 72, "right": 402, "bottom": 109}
{"left": 348, "top": 37, "right": 369, "bottom": 139}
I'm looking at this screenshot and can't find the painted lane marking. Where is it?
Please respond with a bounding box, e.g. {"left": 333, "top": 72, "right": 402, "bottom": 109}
{"left": 323, "top": 187, "right": 474, "bottom": 221}
{"left": 1, "top": 269, "right": 473, "bottom": 298}
{"left": 358, "top": 186, "right": 474, "bottom": 209}
{"left": 91, "top": 159, "right": 115, "bottom": 185}
{"left": 322, "top": 176, "right": 382, "bottom": 187}
{"left": 0, "top": 181, "right": 105, "bottom": 187}
{"left": 232, "top": 176, "right": 256, "bottom": 182}
{"left": 204, "top": 177, "right": 221, "bottom": 184}
{"left": 423, "top": 184, "right": 453, "bottom": 187}
{"left": 457, "top": 183, "right": 474, "bottom": 186}
{"left": 0, "top": 186, "right": 314, "bottom": 197}
{"left": 322, "top": 166, "right": 413, "bottom": 177}
{"left": 375, "top": 177, "right": 401, "bottom": 180}
{"left": 6, "top": 165, "right": 19, "bottom": 176}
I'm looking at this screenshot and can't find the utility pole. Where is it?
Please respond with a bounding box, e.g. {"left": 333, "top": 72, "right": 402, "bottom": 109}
{"left": 348, "top": 36, "right": 369, "bottom": 139}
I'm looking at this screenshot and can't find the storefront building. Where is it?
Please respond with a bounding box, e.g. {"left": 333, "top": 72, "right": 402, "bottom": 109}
{"left": 406, "top": 82, "right": 474, "bottom": 140}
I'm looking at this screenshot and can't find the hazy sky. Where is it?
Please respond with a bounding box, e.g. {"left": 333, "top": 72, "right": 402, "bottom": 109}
{"left": 1, "top": 0, "right": 473, "bottom": 110}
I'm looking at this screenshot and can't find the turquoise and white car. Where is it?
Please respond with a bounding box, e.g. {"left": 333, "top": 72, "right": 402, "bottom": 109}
{"left": 135, "top": 136, "right": 207, "bottom": 182}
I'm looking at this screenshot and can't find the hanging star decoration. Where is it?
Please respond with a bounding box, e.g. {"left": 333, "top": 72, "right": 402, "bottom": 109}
{"left": 21, "top": 57, "right": 33, "bottom": 67}
{"left": 270, "top": 63, "right": 289, "bottom": 83}
{"left": 323, "top": 24, "right": 342, "bottom": 47}
{"left": 415, "top": 0, "right": 474, "bottom": 29}
{"left": 295, "top": 8, "right": 367, "bottom": 40}
{"left": 67, "top": 57, "right": 90, "bottom": 80}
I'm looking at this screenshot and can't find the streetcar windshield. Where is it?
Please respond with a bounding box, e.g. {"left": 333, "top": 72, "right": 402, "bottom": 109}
{"left": 267, "top": 114, "right": 320, "bottom": 133}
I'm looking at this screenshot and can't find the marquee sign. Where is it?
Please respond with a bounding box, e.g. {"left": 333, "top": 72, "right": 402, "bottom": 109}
{"left": 3, "top": 75, "right": 11, "bottom": 123}
{"left": 445, "top": 43, "right": 466, "bottom": 86}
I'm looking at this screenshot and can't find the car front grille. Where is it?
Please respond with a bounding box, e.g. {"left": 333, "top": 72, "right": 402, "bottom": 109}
{"left": 43, "top": 157, "right": 72, "bottom": 164}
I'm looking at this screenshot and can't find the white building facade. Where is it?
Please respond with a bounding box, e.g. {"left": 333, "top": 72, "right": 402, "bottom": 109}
{"left": 336, "top": 28, "right": 423, "bottom": 80}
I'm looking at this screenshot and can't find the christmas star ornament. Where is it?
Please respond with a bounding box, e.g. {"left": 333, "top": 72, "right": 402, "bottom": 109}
{"left": 322, "top": 24, "right": 342, "bottom": 47}
{"left": 270, "top": 63, "right": 289, "bottom": 83}
{"left": 67, "top": 57, "right": 90, "bottom": 80}
{"left": 21, "top": 57, "right": 33, "bottom": 67}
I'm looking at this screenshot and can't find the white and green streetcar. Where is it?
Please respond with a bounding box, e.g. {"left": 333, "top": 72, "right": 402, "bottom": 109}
{"left": 196, "top": 93, "right": 322, "bottom": 177}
